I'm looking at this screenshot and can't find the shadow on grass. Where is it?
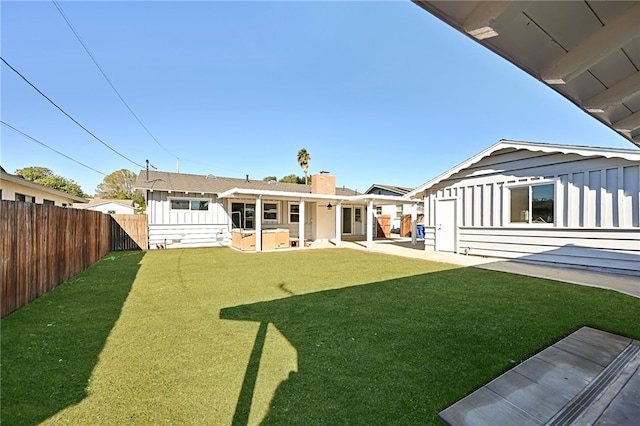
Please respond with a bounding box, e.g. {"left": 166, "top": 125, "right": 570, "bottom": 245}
{"left": 220, "top": 267, "right": 640, "bottom": 426}
{"left": 0, "top": 251, "right": 145, "bottom": 426}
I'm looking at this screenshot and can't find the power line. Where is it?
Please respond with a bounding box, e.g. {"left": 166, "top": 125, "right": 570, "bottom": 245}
{"left": 1, "top": 56, "right": 146, "bottom": 169}
{"left": 51, "top": 0, "right": 179, "bottom": 160}
{"left": 1, "top": 120, "right": 107, "bottom": 176}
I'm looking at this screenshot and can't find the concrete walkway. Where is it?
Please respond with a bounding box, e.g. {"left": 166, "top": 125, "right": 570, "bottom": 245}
{"left": 333, "top": 238, "right": 640, "bottom": 299}
{"left": 439, "top": 328, "right": 640, "bottom": 426}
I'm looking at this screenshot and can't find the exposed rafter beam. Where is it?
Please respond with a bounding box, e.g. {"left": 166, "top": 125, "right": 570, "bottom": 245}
{"left": 463, "top": 1, "right": 512, "bottom": 40}
{"left": 541, "top": 3, "right": 640, "bottom": 85}
{"left": 583, "top": 72, "right": 640, "bottom": 112}
{"left": 613, "top": 110, "right": 640, "bottom": 134}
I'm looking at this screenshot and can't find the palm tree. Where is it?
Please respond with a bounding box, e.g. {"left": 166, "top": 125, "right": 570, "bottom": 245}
{"left": 297, "top": 148, "right": 311, "bottom": 185}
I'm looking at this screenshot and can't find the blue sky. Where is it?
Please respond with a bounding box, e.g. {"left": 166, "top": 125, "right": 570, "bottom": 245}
{"left": 1, "top": 1, "right": 634, "bottom": 196}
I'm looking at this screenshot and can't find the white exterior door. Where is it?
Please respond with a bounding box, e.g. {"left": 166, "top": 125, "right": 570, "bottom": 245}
{"left": 436, "top": 199, "right": 456, "bottom": 252}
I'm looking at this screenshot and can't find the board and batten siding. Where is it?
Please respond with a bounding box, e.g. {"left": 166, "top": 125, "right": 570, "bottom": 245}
{"left": 422, "top": 149, "right": 640, "bottom": 273}
{"left": 146, "top": 190, "right": 230, "bottom": 248}
{"left": 145, "top": 191, "right": 315, "bottom": 248}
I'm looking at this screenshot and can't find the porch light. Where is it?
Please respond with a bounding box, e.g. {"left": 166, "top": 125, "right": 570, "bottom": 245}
{"left": 327, "top": 203, "right": 333, "bottom": 211}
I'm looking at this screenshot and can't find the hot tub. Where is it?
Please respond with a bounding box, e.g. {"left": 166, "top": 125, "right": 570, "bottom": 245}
{"left": 231, "top": 229, "right": 290, "bottom": 251}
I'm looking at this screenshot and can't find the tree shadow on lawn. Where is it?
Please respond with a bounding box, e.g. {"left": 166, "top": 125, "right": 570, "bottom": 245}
{"left": 0, "top": 251, "right": 145, "bottom": 426}
{"left": 220, "top": 267, "right": 640, "bottom": 426}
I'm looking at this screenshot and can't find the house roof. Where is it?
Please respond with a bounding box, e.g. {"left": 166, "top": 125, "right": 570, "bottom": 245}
{"left": 406, "top": 139, "right": 640, "bottom": 199}
{"left": 134, "top": 170, "right": 361, "bottom": 197}
{"left": 75, "top": 198, "right": 135, "bottom": 209}
{"left": 364, "top": 184, "right": 413, "bottom": 196}
{"left": 0, "top": 169, "right": 88, "bottom": 203}
{"left": 135, "top": 170, "right": 414, "bottom": 205}
{"left": 413, "top": 1, "right": 640, "bottom": 148}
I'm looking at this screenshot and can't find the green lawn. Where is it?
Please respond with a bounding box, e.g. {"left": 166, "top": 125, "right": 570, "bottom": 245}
{"left": 2, "top": 248, "right": 639, "bottom": 425}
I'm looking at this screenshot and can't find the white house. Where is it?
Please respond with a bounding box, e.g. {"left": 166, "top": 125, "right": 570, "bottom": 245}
{"left": 74, "top": 198, "right": 136, "bottom": 215}
{"left": 0, "top": 167, "right": 87, "bottom": 207}
{"left": 135, "top": 171, "right": 408, "bottom": 251}
{"left": 406, "top": 140, "right": 640, "bottom": 274}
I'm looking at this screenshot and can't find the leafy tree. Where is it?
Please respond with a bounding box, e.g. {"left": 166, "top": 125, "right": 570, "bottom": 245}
{"left": 279, "top": 174, "right": 309, "bottom": 184}
{"left": 15, "top": 166, "right": 86, "bottom": 197}
{"left": 297, "top": 148, "right": 311, "bottom": 185}
{"left": 263, "top": 176, "right": 277, "bottom": 182}
{"left": 95, "top": 169, "right": 145, "bottom": 210}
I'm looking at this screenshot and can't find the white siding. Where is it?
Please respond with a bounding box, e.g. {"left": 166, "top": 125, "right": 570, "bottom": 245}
{"left": 425, "top": 149, "right": 640, "bottom": 272}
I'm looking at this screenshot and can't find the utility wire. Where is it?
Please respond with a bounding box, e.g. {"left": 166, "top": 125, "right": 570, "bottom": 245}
{"left": 51, "top": 0, "right": 179, "bottom": 160}
{"left": 1, "top": 56, "right": 146, "bottom": 169}
{"left": 1, "top": 120, "right": 107, "bottom": 176}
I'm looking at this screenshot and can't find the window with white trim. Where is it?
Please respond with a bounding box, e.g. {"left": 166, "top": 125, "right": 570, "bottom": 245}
{"left": 289, "top": 203, "right": 300, "bottom": 223}
{"left": 375, "top": 206, "right": 382, "bottom": 215}
{"left": 263, "top": 203, "right": 278, "bottom": 221}
{"left": 170, "top": 199, "right": 210, "bottom": 211}
{"left": 355, "top": 208, "right": 362, "bottom": 222}
{"left": 510, "top": 183, "right": 554, "bottom": 224}
{"left": 395, "top": 205, "right": 403, "bottom": 218}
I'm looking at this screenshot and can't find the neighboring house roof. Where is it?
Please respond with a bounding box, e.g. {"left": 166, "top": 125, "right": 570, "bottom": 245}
{"left": 75, "top": 198, "right": 135, "bottom": 209}
{"left": 412, "top": 1, "right": 640, "bottom": 148}
{"left": 365, "top": 184, "right": 413, "bottom": 196}
{"left": 134, "top": 170, "right": 361, "bottom": 197}
{"left": 405, "top": 139, "right": 640, "bottom": 199}
{"left": 0, "top": 168, "right": 88, "bottom": 203}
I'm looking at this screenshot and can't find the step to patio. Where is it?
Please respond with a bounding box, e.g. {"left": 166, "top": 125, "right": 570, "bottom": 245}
{"left": 438, "top": 328, "right": 639, "bottom": 426}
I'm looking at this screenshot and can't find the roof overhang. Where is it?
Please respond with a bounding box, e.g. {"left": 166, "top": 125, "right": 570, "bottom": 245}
{"left": 0, "top": 171, "right": 88, "bottom": 203}
{"left": 218, "top": 188, "right": 418, "bottom": 205}
{"left": 405, "top": 139, "right": 640, "bottom": 199}
{"left": 412, "top": 1, "right": 640, "bottom": 148}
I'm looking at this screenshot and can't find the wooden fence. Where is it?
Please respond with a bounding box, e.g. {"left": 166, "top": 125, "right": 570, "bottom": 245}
{"left": 1, "top": 201, "right": 147, "bottom": 318}
{"left": 111, "top": 214, "right": 148, "bottom": 250}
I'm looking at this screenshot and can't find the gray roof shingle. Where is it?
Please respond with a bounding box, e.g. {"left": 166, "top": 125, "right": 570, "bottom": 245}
{"left": 134, "top": 170, "right": 360, "bottom": 196}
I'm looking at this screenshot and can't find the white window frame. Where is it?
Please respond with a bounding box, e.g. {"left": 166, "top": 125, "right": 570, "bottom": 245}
{"left": 169, "top": 197, "right": 212, "bottom": 211}
{"left": 506, "top": 180, "right": 557, "bottom": 226}
{"left": 288, "top": 202, "right": 300, "bottom": 223}
{"left": 263, "top": 202, "right": 278, "bottom": 222}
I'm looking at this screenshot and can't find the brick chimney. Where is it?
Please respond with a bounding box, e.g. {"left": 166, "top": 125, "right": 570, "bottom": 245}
{"left": 311, "top": 171, "right": 335, "bottom": 195}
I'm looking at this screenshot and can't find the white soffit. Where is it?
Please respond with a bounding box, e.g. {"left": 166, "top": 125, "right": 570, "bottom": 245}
{"left": 412, "top": 1, "right": 640, "bottom": 148}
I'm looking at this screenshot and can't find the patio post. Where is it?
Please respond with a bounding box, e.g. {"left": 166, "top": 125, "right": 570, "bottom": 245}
{"left": 411, "top": 204, "right": 417, "bottom": 246}
{"left": 298, "top": 199, "right": 305, "bottom": 249}
{"left": 366, "top": 199, "right": 374, "bottom": 250}
{"left": 255, "top": 196, "right": 262, "bottom": 252}
{"left": 424, "top": 195, "right": 429, "bottom": 251}
{"left": 335, "top": 201, "right": 342, "bottom": 247}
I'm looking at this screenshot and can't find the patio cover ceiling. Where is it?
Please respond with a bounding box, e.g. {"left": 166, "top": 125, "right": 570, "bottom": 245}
{"left": 412, "top": 1, "right": 640, "bottom": 148}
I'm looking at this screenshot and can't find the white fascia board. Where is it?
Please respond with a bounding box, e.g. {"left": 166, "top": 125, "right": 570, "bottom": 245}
{"left": 404, "top": 139, "right": 640, "bottom": 199}
{"left": 218, "top": 187, "right": 333, "bottom": 201}
{"left": 218, "top": 188, "right": 413, "bottom": 205}
{"left": 349, "top": 194, "right": 420, "bottom": 205}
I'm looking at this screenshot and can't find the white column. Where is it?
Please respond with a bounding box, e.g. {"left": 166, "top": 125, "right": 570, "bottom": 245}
{"left": 366, "top": 199, "right": 374, "bottom": 250}
{"left": 411, "top": 204, "right": 417, "bottom": 245}
{"left": 423, "top": 196, "right": 429, "bottom": 251}
{"left": 255, "top": 196, "right": 262, "bottom": 252}
{"left": 298, "top": 199, "right": 305, "bottom": 248}
{"left": 335, "top": 201, "right": 342, "bottom": 247}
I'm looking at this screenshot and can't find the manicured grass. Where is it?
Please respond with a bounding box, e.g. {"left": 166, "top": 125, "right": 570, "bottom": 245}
{"left": 2, "top": 248, "right": 639, "bottom": 425}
